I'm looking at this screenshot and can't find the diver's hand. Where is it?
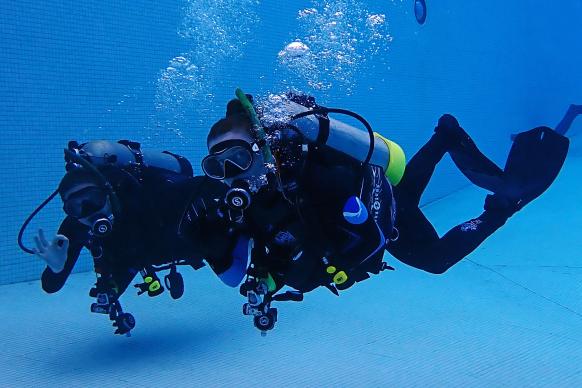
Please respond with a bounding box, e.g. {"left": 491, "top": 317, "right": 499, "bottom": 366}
{"left": 33, "top": 229, "right": 69, "bottom": 273}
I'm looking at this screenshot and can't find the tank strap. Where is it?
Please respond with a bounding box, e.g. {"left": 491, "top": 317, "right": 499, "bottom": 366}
{"left": 316, "top": 115, "right": 330, "bottom": 145}
{"left": 117, "top": 140, "right": 145, "bottom": 180}
{"left": 117, "top": 140, "right": 144, "bottom": 164}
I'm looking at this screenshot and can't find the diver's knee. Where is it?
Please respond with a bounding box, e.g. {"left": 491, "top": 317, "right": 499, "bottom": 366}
{"left": 425, "top": 266, "right": 449, "bottom": 275}
{"left": 437, "top": 114, "right": 460, "bottom": 130}
{"left": 423, "top": 259, "right": 456, "bottom": 275}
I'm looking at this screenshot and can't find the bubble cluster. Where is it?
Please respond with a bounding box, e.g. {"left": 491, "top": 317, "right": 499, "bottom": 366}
{"left": 367, "top": 14, "right": 386, "bottom": 27}
{"left": 255, "top": 93, "right": 295, "bottom": 127}
{"left": 154, "top": 0, "right": 260, "bottom": 140}
{"left": 155, "top": 55, "right": 208, "bottom": 139}
{"left": 279, "top": 41, "right": 311, "bottom": 59}
{"left": 277, "top": 0, "right": 394, "bottom": 95}
{"left": 177, "top": 0, "right": 259, "bottom": 60}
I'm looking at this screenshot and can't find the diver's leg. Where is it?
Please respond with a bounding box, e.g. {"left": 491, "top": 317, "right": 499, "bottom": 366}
{"left": 555, "top": 104, "right": 582, "bottom": 135}
{"left": 387, "top": 191, "right": 510, "bottom": 274}
{"left": 386, "top": 193, "right": 440, "bottom": 271}
{"left": 435, "top": 114, "right": 504, "bottom": 193}
{"left": 413, "top": 208, "right": 508, "bottom": 274}
{"left": 397, "top": 133, "right": 447, "bottom": 206}
{"left": 511, "top": 104, "right": 582, "bottom": 140}
{"left": 398, "top": 114, "right": 504, "bottom": 206}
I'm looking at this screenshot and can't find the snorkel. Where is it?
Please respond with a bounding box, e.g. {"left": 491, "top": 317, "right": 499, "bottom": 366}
{"left": 235, "top": 88, "right": 276, "bottom": 166}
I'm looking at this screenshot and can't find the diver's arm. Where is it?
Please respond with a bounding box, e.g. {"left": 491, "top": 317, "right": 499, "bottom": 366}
{"left": 178, "top": 176, "right": 250, "bottom": 286}
{"left": 555, "top": 104, "right": 582, "bottom": 135}
{"left": 40, "top": 217, "right": 87, "bottom": 293}
{"left": 206, "top": 235, "right": 250, "bottom": 288}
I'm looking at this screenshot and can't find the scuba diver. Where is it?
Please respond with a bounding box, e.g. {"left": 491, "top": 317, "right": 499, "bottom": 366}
{"left": 19, "top": 140, "right": 238, "bottom": 335}
{"left": 201, "top": 89, "right": 571, "bottom": 334}
{"left": 201, "top": 90, "right": 406, "bottom": 333}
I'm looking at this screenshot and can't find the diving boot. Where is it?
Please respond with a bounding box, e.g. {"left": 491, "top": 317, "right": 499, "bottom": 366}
{"left": 434, "top": 114, "right": 471, "bottom": 150}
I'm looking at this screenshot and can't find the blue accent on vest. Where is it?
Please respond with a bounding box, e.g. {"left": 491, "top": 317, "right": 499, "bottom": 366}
{"left": 218, "top": 236, "right": 249, "bottom": 287}
{"left": 343, "top": 196, "right": 368, "bottom": 225}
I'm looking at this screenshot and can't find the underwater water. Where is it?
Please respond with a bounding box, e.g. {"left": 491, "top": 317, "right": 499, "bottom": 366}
{"left": 1, "top": 0, "right": 581, "bottom": 386}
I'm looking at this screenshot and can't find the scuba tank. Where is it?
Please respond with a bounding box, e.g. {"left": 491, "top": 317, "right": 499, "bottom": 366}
{"left": 18, "top": 140, "right": 194, "bottom": 254}
{"left": 65, "top": 140, "right": 193, "bottom": 179}
{"left": 63, "top": 140, "right": 194, "bottom": 237}
{"left": 264, "top": 93, "right": 406, "bottom": 187}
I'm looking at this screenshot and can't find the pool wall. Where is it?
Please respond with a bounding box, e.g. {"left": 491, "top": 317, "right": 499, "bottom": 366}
{"left": 1, "top": 0, "right": 581, "bottom": 284}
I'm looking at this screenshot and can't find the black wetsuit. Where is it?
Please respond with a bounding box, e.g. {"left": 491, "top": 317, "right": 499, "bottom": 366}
{"left": 245, "top": 120, "right": 513, "bottom": 289}
{"left": 42, "top": 174, "right": 235, "bottom": 295}
{"left": 387, "top": 131, "right": 510, "bottom": 274}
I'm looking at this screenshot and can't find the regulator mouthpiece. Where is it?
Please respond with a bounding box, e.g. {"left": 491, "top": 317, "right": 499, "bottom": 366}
{"left": 92, "top": 217, "right": 114, "bottom": 237}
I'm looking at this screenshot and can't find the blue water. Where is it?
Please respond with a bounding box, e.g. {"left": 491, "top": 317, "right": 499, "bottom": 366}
{"left": 1, "top": 1, "right": 581, "bottom": 386}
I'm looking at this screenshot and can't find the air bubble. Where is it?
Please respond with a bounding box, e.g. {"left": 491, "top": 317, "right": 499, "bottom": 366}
{"left": 278, "top": 41, "right": 311, "bottom": 59}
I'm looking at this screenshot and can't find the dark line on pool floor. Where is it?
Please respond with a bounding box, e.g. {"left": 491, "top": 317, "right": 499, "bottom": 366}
{"left": 468, "top": 259, "right": 582, "bottom": 320}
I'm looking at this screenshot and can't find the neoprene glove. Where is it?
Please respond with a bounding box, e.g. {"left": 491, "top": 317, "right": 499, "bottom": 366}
{"left": 33, "top": 229, "right": 69, "bottom": 273}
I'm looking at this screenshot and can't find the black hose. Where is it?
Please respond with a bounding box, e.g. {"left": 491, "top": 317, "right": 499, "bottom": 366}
{"left": 64, "top": 149, "right": 108, "bottom": 187}
{"left": 290, "top": 108, "right": 376, "bottom": 165}
{"left": 18, "top": 188, "right": 60, "bottom": 254}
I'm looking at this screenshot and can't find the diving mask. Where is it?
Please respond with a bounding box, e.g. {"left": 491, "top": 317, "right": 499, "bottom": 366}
{"left": 202, "top": 139, "right": 259, "bottom": 180}
{"left": 63, "top": 185, "right": 114, "bottom": 237}
{"left": 63, "top": 186, "right": 108, "bottom": 219}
